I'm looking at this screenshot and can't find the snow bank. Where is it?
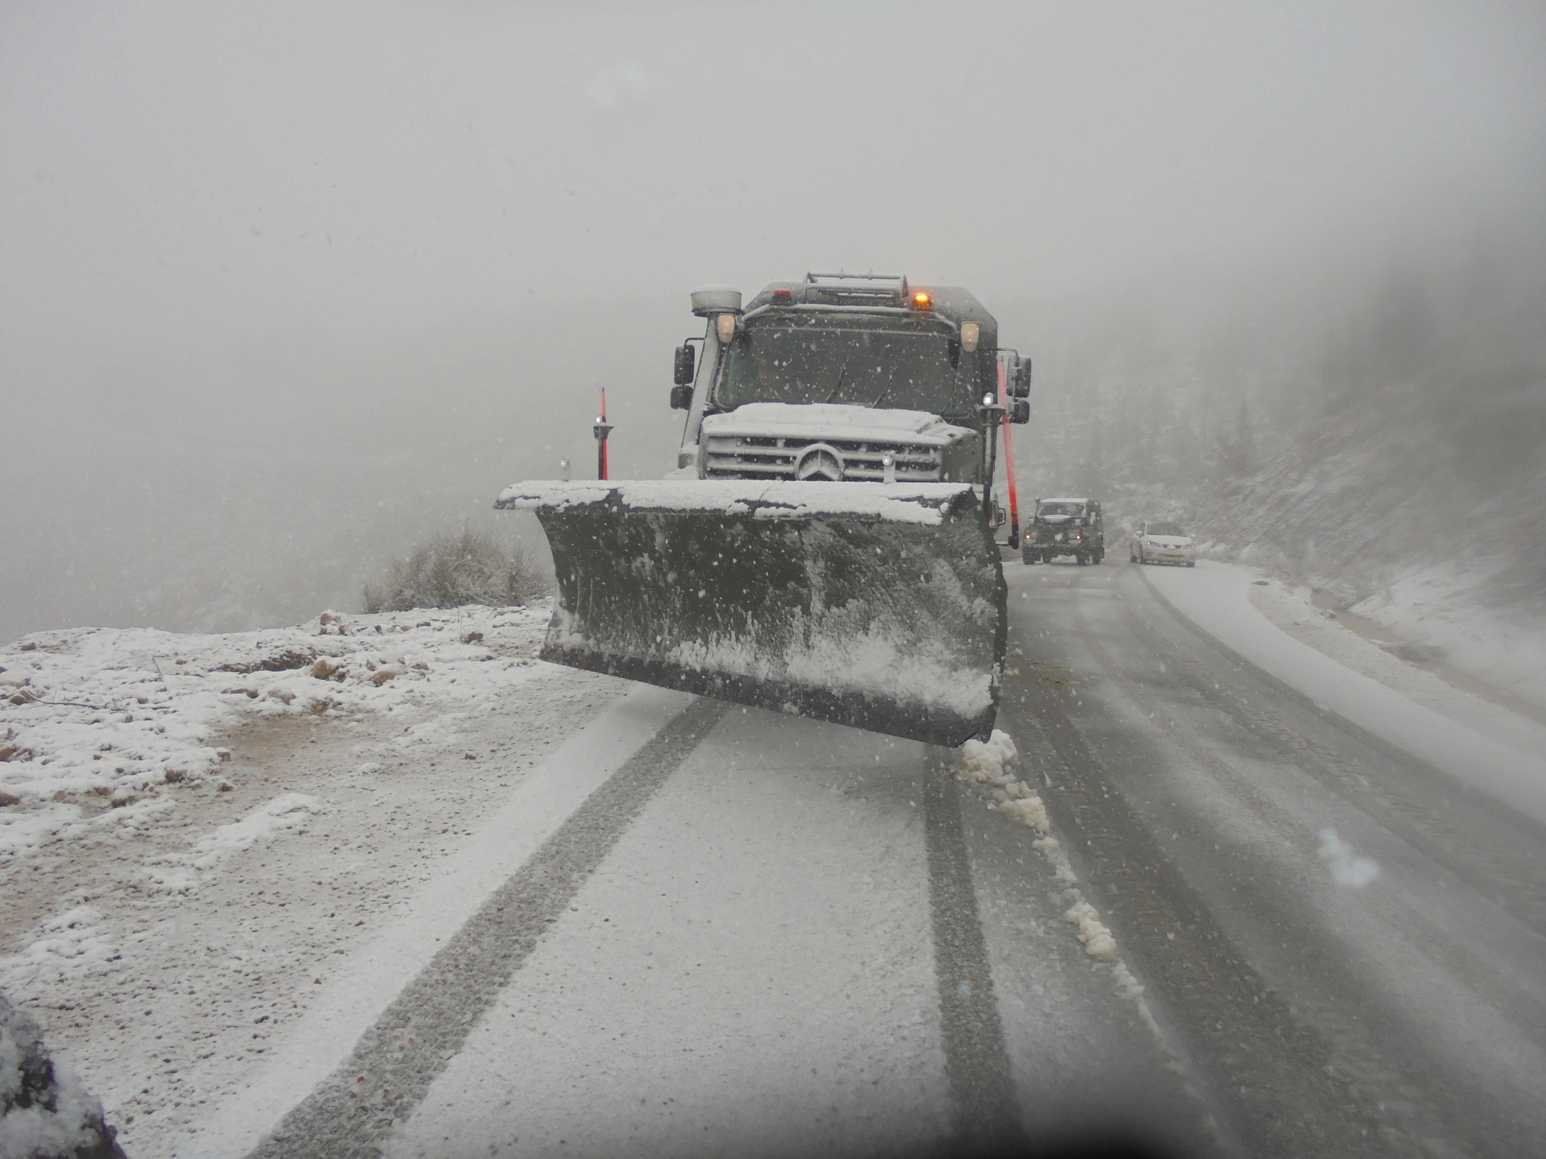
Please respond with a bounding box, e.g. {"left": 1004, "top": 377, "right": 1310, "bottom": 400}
{"left": 0, "top": 604, "right": 552, "bottom": 861}
{"left": 957, "top": 730, "right": 1019, "bottom": 785}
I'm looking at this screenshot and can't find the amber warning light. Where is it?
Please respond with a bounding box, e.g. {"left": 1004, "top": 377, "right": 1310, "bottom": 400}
{"left": 911, "top": 290, "right": 933, "bottom": 310}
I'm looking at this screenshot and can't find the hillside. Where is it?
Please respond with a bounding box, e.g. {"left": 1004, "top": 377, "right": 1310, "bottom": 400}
{"left": 1191, "top": 379, "right": 1546, "bottom": 707}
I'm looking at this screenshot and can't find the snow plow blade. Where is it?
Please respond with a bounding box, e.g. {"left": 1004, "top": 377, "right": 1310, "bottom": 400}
{"left": 496, "top": 480, "right": 1006, "bottom": 747}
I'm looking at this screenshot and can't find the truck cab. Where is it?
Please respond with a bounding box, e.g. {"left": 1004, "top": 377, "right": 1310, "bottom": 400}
{"left": 670, "top": 274, "right": 1029, "bottom": 492}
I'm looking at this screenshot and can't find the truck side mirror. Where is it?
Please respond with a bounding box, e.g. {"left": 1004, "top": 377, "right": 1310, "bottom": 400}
{"left": 669, "top": 384, "right": 693, "bottom": 410}
{"left": 1010, "top": 398, "right": 1030, "bottom": 424}
{"left": 673, "top": 343, "right": 696, "bottom": 386}
{"left": 1012, "top": 359, "right": 1032, "bottom": 398}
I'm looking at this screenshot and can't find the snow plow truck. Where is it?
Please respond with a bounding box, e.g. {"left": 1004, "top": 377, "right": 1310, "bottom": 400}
{"left": 497, "top": 273, "right": 1031, "bottom": 747}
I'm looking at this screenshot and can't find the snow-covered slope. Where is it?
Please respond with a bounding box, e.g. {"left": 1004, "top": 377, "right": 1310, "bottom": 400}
{"left": 1190, "top": 381, "right": 1546, "bottom": 710}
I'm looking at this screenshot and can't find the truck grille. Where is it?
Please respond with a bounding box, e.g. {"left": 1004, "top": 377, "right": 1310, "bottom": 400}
{"left": 702, "top": 434, "right": 944, "bottom": 481}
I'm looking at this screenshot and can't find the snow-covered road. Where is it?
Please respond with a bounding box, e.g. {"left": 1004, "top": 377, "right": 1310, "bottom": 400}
{"left": 1009, "top": 559, "right": 1546, "bottom": 1158}
{"left": 6, "top": 558, "right": 1546, "bottom": 1158}
{"left": 224, "top": 673, "right": 1198, "bottom": 1158}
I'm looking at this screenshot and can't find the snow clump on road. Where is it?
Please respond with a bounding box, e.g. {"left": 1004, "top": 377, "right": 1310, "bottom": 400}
{"left": 1062, "top": 900, "right": 1119, "bottom": 962}
{"left": 955, "top": 730, "right": 1117, "bottom": 961}
{"left": 1317, "top": 828, "right": 1380, "bottom": 888}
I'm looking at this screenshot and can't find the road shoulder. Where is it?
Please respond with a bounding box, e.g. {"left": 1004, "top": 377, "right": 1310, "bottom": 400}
{"left": 1136, "top": 560, "right": 1546, "bottom": 825}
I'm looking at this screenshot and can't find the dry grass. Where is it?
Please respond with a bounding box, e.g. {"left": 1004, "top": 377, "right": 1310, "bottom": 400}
{"left": 362, "top": 528, "right": 546, "bottom": 614}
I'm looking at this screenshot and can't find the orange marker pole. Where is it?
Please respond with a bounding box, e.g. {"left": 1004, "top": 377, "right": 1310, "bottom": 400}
{"left": 1000, "top": 359, "right": 1020, "bottom": 548}
{"left": 593, "top": 387, "right": 613, "bottom": 480}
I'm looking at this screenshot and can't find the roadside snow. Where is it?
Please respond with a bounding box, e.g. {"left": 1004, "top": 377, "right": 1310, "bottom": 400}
{"left": 3, "top": 621, "right": 622, "bottom": 1159}
{"left": 1350, "top": 558, "right": 1546, "bottom": 714}
{"left": 0, "top": 907, "right": 121, "bottom": 994}
{"left": 1249, "top": 574, "right": 1546, "bottom": 755}
{"left": 0, "top": 603, "right": 551, "bottom": 861}
{"left": 1141, "top": 562, "right": 1546, "bottom": 825}
{"left": 148, "top": 793, "right": 323, "bottom": 894}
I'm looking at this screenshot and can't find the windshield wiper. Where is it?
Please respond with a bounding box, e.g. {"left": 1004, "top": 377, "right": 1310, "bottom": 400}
{"left": 821, "top": 362, "right": 848, "bottom": 404}
{"left": 868, "top": 384, "right": 891, "bottom": 409}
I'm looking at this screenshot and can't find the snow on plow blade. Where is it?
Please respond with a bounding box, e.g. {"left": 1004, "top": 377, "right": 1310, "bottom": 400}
{"left": 496, "top": 480, "right": 1006, "bottom": 747}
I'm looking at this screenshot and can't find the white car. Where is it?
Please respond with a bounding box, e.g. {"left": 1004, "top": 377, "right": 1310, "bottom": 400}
{"left": 1131, "top": 520, "right": 1196, "bottom": 566}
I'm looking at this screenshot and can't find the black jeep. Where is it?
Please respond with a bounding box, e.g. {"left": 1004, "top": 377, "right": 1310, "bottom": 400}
{"left": 1022, "top": 497, "right": 1105, "bottom": 565}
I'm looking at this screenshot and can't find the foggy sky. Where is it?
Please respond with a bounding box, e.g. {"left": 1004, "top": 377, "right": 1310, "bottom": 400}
{"left": 3, "top": 0, "right": 1545, "bottom": 639}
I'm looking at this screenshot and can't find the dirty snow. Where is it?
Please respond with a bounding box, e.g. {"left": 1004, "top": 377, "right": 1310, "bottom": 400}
{"left": 1, "top": 599, "right": 626, "bottom": 1159}
{"left": 148, "top": 793, "right": 323, "bottom": 894}
{"left": 0, "top": 907, "right": 121, "bottom": 994}
{"left": 0, "top": 603, "right": 552, "bottom": 861}
{"left": 671, "top": 626, "right": 994, "bottom": 721}
{"left": 1063, "top": 900, "right": 1119, "bottom": 962}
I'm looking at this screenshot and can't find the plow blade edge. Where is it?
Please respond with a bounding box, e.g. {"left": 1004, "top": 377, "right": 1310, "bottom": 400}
{"left": 497, "top": 480, "right": 1006, "bottom": 747}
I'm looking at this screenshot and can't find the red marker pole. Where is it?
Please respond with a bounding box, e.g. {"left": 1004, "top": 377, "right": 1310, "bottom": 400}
{"left": 999, "top": 358, "right": 1020, "bottom": 548}
{"left": 593, "top": 387, "right": 613, "bottom": 480}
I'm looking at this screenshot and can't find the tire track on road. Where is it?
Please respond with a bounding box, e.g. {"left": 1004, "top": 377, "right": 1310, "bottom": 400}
{"left": 245, "top": 696, "right": 729, "bottom": 1159}
{"left": 922, "top": 752, "right": 1026, "bottom": 1153}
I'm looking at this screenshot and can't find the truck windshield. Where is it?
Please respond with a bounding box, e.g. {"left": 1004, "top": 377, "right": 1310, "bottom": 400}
{"left": 1037, "top": 502, "right": 1085, "bottom": 518}
{"left": 716, "top": 313, "right": 973, "bottom": 414}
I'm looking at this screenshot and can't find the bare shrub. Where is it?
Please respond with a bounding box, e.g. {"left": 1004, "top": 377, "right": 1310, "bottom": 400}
{"left": 362, "top": 528, "right": 546, "bottom": 613}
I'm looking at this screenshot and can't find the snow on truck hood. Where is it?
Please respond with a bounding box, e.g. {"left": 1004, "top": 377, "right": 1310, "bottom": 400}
{"left": 700, "top": 403, "right": 969, "bottom": 445}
